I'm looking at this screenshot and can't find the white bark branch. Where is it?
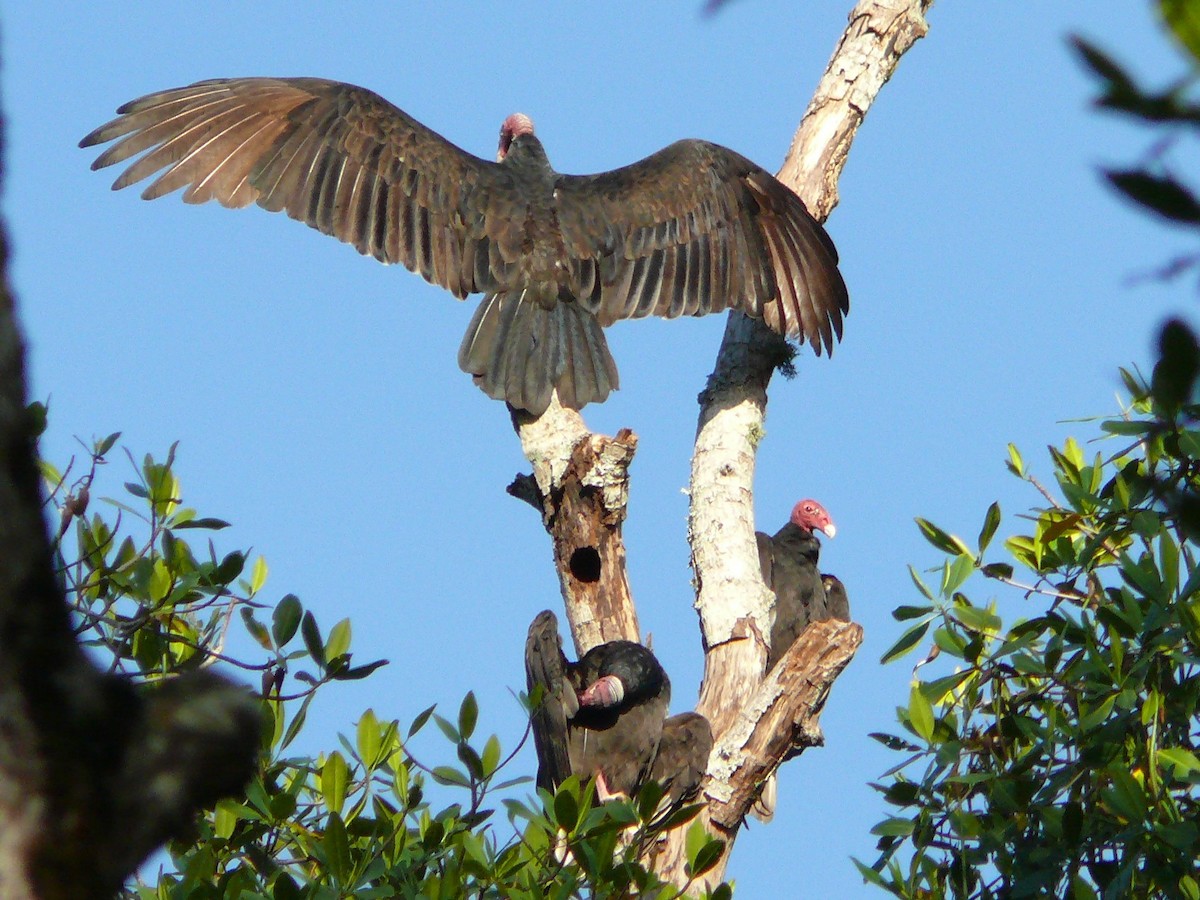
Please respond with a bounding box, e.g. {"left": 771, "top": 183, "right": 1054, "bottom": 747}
{"left": 511, "top": 0, "right": 933, "bottom": 889}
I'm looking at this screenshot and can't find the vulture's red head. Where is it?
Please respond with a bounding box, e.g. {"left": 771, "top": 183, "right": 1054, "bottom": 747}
{"left": 790, "top": 499, "right": 836, "bottom": 539}
{"left": 497, "top": 113, "right": 536, "bottom": 161}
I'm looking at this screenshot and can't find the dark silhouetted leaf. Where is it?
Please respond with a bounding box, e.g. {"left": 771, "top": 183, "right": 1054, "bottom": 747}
{"left": 1107, "top": 169, "right": 1200, "bottom": 223}
{"left": 301, "top": 611, "right": 325, "bottom": 667}
{"left": 1152, "top": 318, "right": 1200, "bottom": 414}
{"left": 459, "top": 692, "right": 479, "bottom": 740}
{"left": 881, "top": 621, "right": 929, "bottom": 664}
{"left": 172, "top": 516, "right": 231, "bottom": 530}
{"left": 272, "top": 594, "right": 302, "bottom": 646}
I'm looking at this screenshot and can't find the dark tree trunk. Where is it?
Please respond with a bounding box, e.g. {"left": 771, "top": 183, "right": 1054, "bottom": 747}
{"left": 0, "top": 106, "right": 259, "bottom": 898}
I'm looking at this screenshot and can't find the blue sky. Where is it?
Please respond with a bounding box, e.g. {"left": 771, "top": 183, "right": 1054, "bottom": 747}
{"left": 1, "top": 2, "right": 1190, "bottom": 895}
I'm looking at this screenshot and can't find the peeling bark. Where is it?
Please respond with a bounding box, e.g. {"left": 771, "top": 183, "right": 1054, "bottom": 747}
{"left": 511, "top": 0, "right": 932, "bottom": 890}
{"left": 512, "top": 407, "right": 640, "bottom": 655}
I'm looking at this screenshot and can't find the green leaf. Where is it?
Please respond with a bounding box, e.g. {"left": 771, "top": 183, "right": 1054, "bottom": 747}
{"left": 981, "top": 562, "right": 1014, "bottom": 580}
{"left": 96, "top": 431, "right": 121, "bottom": 457}
{"left": 688, "top": 836, "right": 724, "bottom": 877}
{"left": 978, "top": 501, "right": 1001, "bottom": 553}
{"left": 272, "top": 594, "right": 302, "bottom": 646}
{"left": 458, "top": 741, "right": 485, "bottom": 779}
{"left": 148, "top": 559, "right": 172, "bottom": 604}
{"left": 301, "top": 611, "right": 325, "bottom": 667}
{"left": 249, "top": 555, "right": 269, "bottom": 595}
{"left": 215, "top": 550, "right": 245, "bottom": 584}
{"left": 323, "top": 811, "right": 351, "bottom": 884}
{"left": 880, "top": 621, "right": 929, "bottom": 664}
{"left": 431, "top": 765, "right": 470, "bottom": 787}
{"left": 852, "top": 858, "right": 890, "bottom": 888}
{"left": 941, "top": 553, "right": 976, "bottom": 597}
{"left": 636, "top": 779, "right": 665, "bottom": 823}
{"left": 684, "top": 821, "right": 709, "bottom": 870}
{"left": 241, "top": 608, "right": 273, "bottom": 651}
{"left": 281, "top": 694, "right": 313, "bottom": 751}
{"left": 335, "top": 659, "right": 388, "bottom": 681}
{"left": 357, "top": 709, "right": 381, "bottom": 768}
{"left": 213, "top": 797, "right": 240, "bottom": 840}
{"left": 907, "top": 565, "right": 935, "bottom": 601}
{"left": 948, "top": 603, "right": 1002, "bottom": 635}
{"left": 1103, "top": 767, "right": 1148, "bottom": 821}
{"left": 869, "top": 732, "right": 921, "bottom": 752}
{"left": 908, "top": 686, "right": 935, "bottom": 743}
{"left": 915, "top": 518, "right": 972, "bottom": 556}
{"left": 172, "top": 516, "right": 231, "bottom": 530}
{"left": 870, "top": 816, "right": 916, "bottom": 837}
{"left": 321, "top": 751, "right": 349, "bottom": 815}
{"left": 409, "top": 704, "right": 436, "bottom": 737}
{"left": 458, "top": 691, "right": 479, "bottom": 740}
{"left": 1006, "top": 443, "right": 1025, "bottom": 477}
{"left": 554, "top": 787, "right": 579, "bottom": 831}
{"left": 1100, "top": 418, "right": 1154, "bottom": 436}
{"left": 325, "top": 617, "right": 352, "bottom": 661}
{"left": 1158, "top": 747, "right": 1200, "bottom": 777}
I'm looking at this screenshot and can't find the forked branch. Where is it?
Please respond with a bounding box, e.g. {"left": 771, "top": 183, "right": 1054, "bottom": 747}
{"left": 513, "top": 0, "right": 933, "bottom": 889}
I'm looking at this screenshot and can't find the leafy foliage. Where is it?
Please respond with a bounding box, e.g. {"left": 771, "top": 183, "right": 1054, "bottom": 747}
{"left": 866, "top": 374, "right": 1200, "bottom": 897}
{"left": 862, "top": 8, "right": 1200, "bottom": 897}
{"left": 41, "top": 423, "right": 721, "bottom": 898}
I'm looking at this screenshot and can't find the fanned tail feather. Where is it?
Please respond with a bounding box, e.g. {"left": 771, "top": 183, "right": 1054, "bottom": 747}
{"left": 458, "top": 291, "right": 618, "bottom": 415}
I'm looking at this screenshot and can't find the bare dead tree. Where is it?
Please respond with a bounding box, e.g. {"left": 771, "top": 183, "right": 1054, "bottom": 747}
{"left": 0, "top": 114, "right": 259, "bottom": 898}
{"left": 510, "top": 0, "right": 934, "bottom": 887}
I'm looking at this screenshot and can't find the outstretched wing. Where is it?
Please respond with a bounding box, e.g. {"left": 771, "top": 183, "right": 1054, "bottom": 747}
{"left": 553, "top": 140, "right": 849, "bottom": 354}
{"left": 80, "top": 77, "right": 519, "bottom": 299}
{"left": 524, "top": 610, "right": 577, "bottom": 794}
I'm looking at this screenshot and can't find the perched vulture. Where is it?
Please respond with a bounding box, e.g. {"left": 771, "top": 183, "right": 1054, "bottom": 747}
{"left": 821, "top": 573, "right": 851, "bottom": 622}
{"left": 525, "top": 611, "right": 670, "bottom": 799}
{"left": 81, "top": 78, "right": 849, "bottom": 415}
{"left": 757, "top": 498, "right": 837, "bottom": 671}
{"left": 648, "top": 711, "right": 713, "bottom": 815}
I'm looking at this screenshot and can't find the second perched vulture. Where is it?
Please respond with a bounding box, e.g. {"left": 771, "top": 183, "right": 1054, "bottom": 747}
{"left": 526, "top": 611, "right": 670, "bottom": 799}
{"left": 821, "top": 573, "right": 851, "bottom": 622}
{"left": 81, "top": 77, "right": 849, "bottom": 415}
{"left": 757, "top": 498, "right": 837, "bottom": 670}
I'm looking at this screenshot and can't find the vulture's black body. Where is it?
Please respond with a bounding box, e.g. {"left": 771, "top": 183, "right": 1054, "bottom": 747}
{"left": 757, "top": 499, "right": 836, "bottom": 670}
{"left": 525, "top": 611, "right": 670, "bottom": 798}
{"left": 758, "top": 522, "right": 828, "bottom": 670}
{"left": 82, "top": 77, "right": 849, "bottom": 414}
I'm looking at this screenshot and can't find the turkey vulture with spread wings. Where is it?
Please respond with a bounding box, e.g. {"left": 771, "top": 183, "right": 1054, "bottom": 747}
{"left": 525, "top": 610, "right": 670, "bottom": 800}
{"left": 81, "top": 77, "right": 849, "bottom": 415}
{"left": 757, "top": 498, "right": 837, "bottom": 671}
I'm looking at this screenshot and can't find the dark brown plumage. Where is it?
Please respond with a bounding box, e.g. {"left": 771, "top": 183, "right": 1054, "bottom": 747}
{"left": 525, "top": 610, "right": 670, "bottom": 799}
{"left": 81, "top": 77, "right": 849, "bottom": 414}
{"left": 821, "top": 573, "right": 851, "bottom": 622}
{"left": 757, "top": 498, "right": 836, "bottom": 670}
{"left": 648, "top": 711, "right": 712, "bottom": 813}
